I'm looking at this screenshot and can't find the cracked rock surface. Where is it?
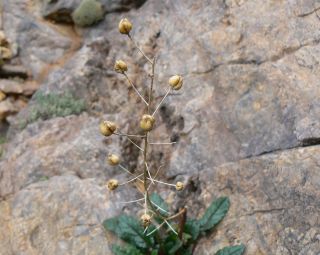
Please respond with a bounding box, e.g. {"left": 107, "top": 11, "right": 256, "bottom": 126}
{"left": 1, "top": 0, "right": 320, "bottom": 254}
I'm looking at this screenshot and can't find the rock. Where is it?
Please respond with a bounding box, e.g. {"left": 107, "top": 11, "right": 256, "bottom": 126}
{"left": 0, "top": 65, "right": 29, "bottom": 79}
{"left": 184, "top": 145, "right": 320, "bottom": 254}
{"left": 0, "top": 0, "right": 320, "bottom": 254}
{"left": 41, "top": 0, "right": 148, "bottom": 23}
{"left": 0, "top": 113, "right": 139, "bottom": 197}
{"left": 0, "top": 80, "right": 39, "bottom": 96}
{"left": 0, "top": 79, "right": 24, "bottom": 94}
{"left": 0, "top": 98, "right": 18, "bottom": 121}
{"left": 20, "top": 81, "right": 40, "bottom": 96}
{"left": 0, "top": 46, "right": 12, "bottom": 59}
{"left": 0, "top": 176, "right": 115, "bottom": 255}
{"left": 0, "top": 91, "right": 6, "bottom": 102}
{"left": 2, "top": 0, "right": 73, "bottom": 80}
{"left": 0, "top": 31, "right": 8, "bottom": 46}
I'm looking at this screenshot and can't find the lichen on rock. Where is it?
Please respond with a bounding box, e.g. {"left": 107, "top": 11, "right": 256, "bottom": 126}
{"left": 72, "top": 0, "right": 104, "bottom": 27}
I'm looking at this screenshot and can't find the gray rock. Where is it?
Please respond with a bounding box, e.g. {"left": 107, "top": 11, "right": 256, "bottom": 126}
{"left": 185, "top": 145, "right": 320, "bottom": 254}
{"left": 0, "top": 0, "right": 320, "bottom": 254}
{"left": 0, "top": 114, "right": 125, "bottom": 197}
{"left": 0, "top": 176, "right": 116, "bottom": 255}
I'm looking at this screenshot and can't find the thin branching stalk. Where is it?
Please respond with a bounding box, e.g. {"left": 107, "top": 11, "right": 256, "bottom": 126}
{"left": 152, "top": 86, "right": 171, "bottom": 117}
{"left": 123, "top": 73, "right": 149, "bottom": 106}
{"left": 128, "top": 34, "right": 153, "bottom": 64}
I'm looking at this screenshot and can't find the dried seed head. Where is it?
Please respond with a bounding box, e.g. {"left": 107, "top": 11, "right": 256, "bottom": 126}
{"left": 107, "top": 154, "right": 120, "bottom": 166}
{"left": 140, "top": 114, "right": 155, "bottom": 132}
{"left": 114, "top": 60, "right": 128, "bottom": 73}
{"left": 140, "top": 213, "right": 152, "bottom": 227}
{"left": 175, "top": 181, "right": 184, "bottom": 191}
{"left": 118, "top": 18, "right": 132, "bottom": 34}
{"left": 100, "top": 121, "right": 117, "bottom": 136}
{"left": 169, "top": 75, "right": 183, "bottom": 90}
{"left": 107, "top": 179, "right": 119, "bottom": 191}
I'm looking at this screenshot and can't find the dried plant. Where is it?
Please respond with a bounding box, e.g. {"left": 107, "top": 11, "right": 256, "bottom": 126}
{"left": 101, "top": 18, "right": 245, "bottom": 255}
{"left": 101, "top": 17, "right": 185, "bottom": 230}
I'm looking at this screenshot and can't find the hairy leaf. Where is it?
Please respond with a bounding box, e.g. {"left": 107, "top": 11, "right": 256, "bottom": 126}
{"left": 112, "top": 244, "right": 143, "bottom": 255}
{"left": 163, "top": 233, "right": 183, "bottom": 254}
{"left": 150, "top": 250, "right": 159, "bottom": 255}
{"left": 184, "top": 219, "right": 200, "bottom": 241}
{"left": 198, "top": 197, "right": 230, "bottom": 232}
{"left": 178, "top": 246, "right": 193, "bottom": 255}
{"left": 150, "top": 193, "right": 169, "bottom": 217}
{"left": 103, "top": 215, "right": 154, "bottom": 251}
{"left": 215, "top": 244, "right": 245, "bottom": 255}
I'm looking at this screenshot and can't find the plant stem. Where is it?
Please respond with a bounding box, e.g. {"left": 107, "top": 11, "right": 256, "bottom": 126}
{"left": 123, "top": 73, "right": 149, "bottom": 106}
{"left": 128, "top": 34, "right": 153, "bottom": 64}
{"left": 178, "top": 207, "right": 187, "bottom": 240}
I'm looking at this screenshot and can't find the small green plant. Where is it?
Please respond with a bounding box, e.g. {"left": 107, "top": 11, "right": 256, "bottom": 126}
{"left": 104, "top": 195, "right": 245, "bottom": 255}
{"left": 72, "top": 0, "right": 104, "bottom": 27}
{"left": 100, "top": 18, "right": 245, "bottom": 255}
{"left": 20, "top": 92, "right": 86, "bottom": 129}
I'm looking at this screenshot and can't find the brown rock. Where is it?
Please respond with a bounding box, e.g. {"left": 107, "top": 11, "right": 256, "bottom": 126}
{"left": 0, "top": 79, "right": 23, "bottom": 94}
{"left": 0, "top": 98, "right": 18, "bottom": 121}
{"left": 0, "top": 46, "right": 12, "bottom": 59}
{"left": 0, "top": 90, "right": 6, "bottom": 102}
{"left": 0, "top": 80, "right": 39, "bottom": 96}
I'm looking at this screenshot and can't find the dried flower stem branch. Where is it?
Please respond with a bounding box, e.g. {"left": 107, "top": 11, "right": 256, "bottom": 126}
{"left": 114, "top": 132, "right": 146, "bottom": 138}
{"left": 126, "top": 137, "right": 144, "bottom": 151}
{"left": 119, "top": 173, "right": 144, "bottom": 186}
{"left": 119, "top": 197, "right": 144, "bottom": 204}
{"left": 148, "top": 142, "right": 176, "bottom": 145}
{"left": 152, "top": 86, "right": 171, "bottom": 117}
{"left": 147, "top": 178, "right": 175, "bottom": 187}
{"left": 123, "top": 73, "right": 149, "bottom": 106}
{"left": 128, "top": 34, "right": 153, "bottom": 64}
{"left": 164, "top": 220, "right": 178, "bottom": 235}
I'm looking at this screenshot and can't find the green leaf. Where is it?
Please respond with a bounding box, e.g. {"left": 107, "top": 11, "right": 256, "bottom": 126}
{"left": 178, "top": 246, "right": 193, "bottom": 255}
{"left": 215, "top": 244, "right": 245, "bottom": 255}
{"left": 184, "top": 219, "right": 200, "bottom": 241}
{"left": 103, "top": 215, "right": 154, "bottom": 251}
{"left": 163, "top": 233, "right": 183, "bottom": 254}
{"left": 150, "top": 193, "right": 169, "bottom": 217}
{"left": 150, "top": 250, "right": 158, "bottom": 255}
{"left": 198, "top": 197, "right": 230, "bottom": 232}
{"left": 112, "top": 244, "right": 143, "bottom": 255}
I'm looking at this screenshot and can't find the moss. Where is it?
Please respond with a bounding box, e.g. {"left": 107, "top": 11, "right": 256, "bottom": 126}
{"left": 72, "top": 0, "right": 104, "bottom": 27}
{"left": 21, "top": 92, "right": 86, "bottom": 129}
{"left": 0, "top": 136, "right": 6, "bottom": 158}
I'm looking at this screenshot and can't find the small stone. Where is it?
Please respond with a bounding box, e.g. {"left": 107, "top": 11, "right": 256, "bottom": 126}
{"left": 0, "top": 47, "right": 12, "bottom": 60}
{"left": 0, "top": 91, "right": 6, "bottom": 102}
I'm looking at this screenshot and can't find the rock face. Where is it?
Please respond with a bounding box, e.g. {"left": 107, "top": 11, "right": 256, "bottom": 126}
{"left": 188, "top": 145, "right": 320, "bottom": 255}
{"left": 0, "top": 0, "right": 320, "bottom": 254}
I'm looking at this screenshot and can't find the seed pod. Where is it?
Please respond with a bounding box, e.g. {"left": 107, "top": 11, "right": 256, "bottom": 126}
{"left": 107, "top": 154, "right": 120, "bottom": 166}
{"left": 175, "top": 181, "right": 184, "bottom": 191}
{"left": 107, "top": 179, "right": 119, "bottom": 191}
{"left": 118, "top": 18, "right": 132, "bottom": 34}
{"left": 140, "top": 213, "right": 152, "bottom": 227}
{"left": 169, "top": 75, "right": 183, "bottom": 90}
{"left": 140, "top": 114, "right": 155, "bottom": 132}
{"left": 100, "top": 121, "right": 117, "bottom": 136}
{"left": 114, "top": 60, "right": 128, "bottom": 73}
